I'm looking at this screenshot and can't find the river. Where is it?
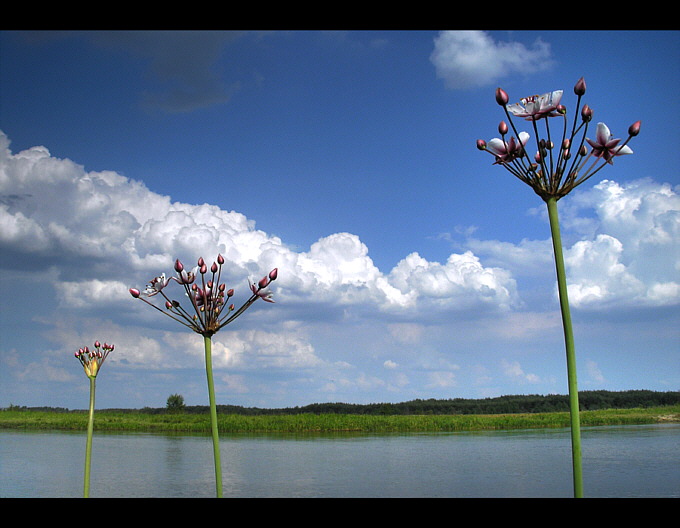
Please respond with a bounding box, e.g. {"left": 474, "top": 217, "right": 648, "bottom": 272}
{"left": 1, "top": 423, "right": 678, "bottom": 497}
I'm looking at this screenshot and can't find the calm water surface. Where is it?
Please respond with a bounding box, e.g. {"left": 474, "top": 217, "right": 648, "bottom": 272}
{"left": 1, "top": 424, "right": 678, "bottom": 497}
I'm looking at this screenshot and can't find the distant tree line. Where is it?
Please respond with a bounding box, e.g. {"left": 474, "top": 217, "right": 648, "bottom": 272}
{"left": 7, "top": 390, "right": 676, "bottom": 415}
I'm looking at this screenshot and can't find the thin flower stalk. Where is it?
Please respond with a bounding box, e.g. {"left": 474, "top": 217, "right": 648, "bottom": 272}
{"left": 130, "top": 255, "right": 277, "bottom": 498}
{"left": 477, "top": 78, "right": 639, "bottom": 498}
{"left": 74, "top": 341, "right": 114, "bottom": 498}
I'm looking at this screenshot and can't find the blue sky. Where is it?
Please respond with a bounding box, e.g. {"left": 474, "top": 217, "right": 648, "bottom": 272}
{"left": 1, "top": 30, "right": 678, "bottom": 410}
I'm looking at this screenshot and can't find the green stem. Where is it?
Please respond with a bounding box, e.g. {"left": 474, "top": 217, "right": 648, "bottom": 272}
{"left": 83, "top": 376, "right": 96, "bottom": 498}
{"left": 203, "top": 335, "right": 223, "bottom": 497}
{"left": 546, "top": 197, "right": 583, "bottom": 498}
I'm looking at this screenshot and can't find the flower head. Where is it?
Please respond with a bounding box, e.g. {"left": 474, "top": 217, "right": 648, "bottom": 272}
{"left": 75, "top": 341, "right": 114, "bottom": 379}
{"left": 586, "top": 122, "right": 633, "bottom": 163}
{"left": 130, "top": 255, "right": 278, "bottom": 336}
{"left": 477, "top": 78, "right": 640, "bottom": 200}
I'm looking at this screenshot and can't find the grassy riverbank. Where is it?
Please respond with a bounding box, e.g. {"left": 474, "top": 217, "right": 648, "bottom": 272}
{"left": 1, "top": 405, "right": 678, "bottom": 434}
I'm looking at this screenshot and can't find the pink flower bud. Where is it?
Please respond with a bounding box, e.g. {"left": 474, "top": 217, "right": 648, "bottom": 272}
{"left": 476, "top": 139, "right": 487, "bottom": 151}
{"left": 200, "top": 263, "right": 207, "bottom": 274}
{"left": 227, "top": 289, "right": 234, "bottom": 297}
{"left": 211, "top": 262, "right": 218, "bottom": 273}
{"left": 258, "top": 276, "right": 269, "bottom": 289}
{"left": 166, "top": 301, "right": 173, "bottom": 309}
{"left": 498, "top": 121, "right": 508, "bottom": 135}
{"left": 94, "top": 341, "right": 100, "bottom": 348}
{"left": 581, "top": 104, "right": 592, "bottom": 122}
{"left": 495, "top": 87, "right": 509, "bottom": 106}
{"left": 198, "top": 257, "right": 205, "bottom": 267}
{"left": 174, "top": 259, "right": 184, "bottom": 272}
{"left": 129, "top": 288, "right": 140, "bottom": 298}
{"left": 269, "top": 268, "right": 278, "bottom": 281}
{"left": 574, "top": 77, "right": 586, "bottom": 96}
{"left": 217, "top": 254, "right": 225, "bottom": 265}
{"left": 628, "top": 120, "right": 641, "bottom": 136}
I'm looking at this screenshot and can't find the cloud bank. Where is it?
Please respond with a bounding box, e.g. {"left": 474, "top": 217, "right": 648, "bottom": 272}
{"left": 1, "top": 131, "right": 678, "bottom": 406}
{"left": 1, "top": 131, "right": 677, "bottom": 322}
{"left": 0, "top": 131, "right": 520, "bottom": 320}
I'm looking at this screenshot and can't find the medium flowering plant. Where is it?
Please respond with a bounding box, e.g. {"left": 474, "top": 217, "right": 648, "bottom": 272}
{"left": 477, "top": 77, "right": 640, "bottom": 498}
{"left": 74, "top": 340, "right": 114, "bottom": 498}
{"left": 130, "top": 255, "right": 277, "bottom": 498}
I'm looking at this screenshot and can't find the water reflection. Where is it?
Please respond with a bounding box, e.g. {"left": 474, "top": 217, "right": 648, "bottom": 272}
{"left": 1, "top": 424, "right": 678, "bottom": 497}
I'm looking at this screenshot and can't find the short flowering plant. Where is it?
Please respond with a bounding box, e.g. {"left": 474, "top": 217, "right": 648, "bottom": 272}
{"left": 74, "top": 340, "right": 114, "bottom": 498}
{"left": 130, "top": 255, "right": 277, "bottom": 497}
{"left": 477, "top": 78, "right": 640, "bottom": 498}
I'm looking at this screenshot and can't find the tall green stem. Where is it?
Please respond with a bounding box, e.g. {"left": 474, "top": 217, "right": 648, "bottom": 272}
{"left": 83, "top": 376, "right": 96, "bottom": 498}
{"left": 546, "top": 197, "right": 583, "bottom": 498}
{"left": 203, "top": 335, "right": 223, "bottom": 497}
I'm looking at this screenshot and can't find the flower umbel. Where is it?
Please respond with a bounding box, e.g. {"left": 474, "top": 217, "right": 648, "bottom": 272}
{"left": 478, "top": 77, "right": 640, "bottom": 200}
{"left": 130, "top": 254, "right": 278, "bottom": 337}
{"left": 75, "top": 341, "right": 114, "bottom": 379}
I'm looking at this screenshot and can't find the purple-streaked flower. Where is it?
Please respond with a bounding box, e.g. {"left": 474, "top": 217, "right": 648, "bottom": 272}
{"left": 75, "top": 341, "right": 114, "bottom": 378}
{"left": 143, "top": 273, "right": 170, "bottom": 296}
{"left": 486, "top": 131, "right": 530, "bottom": 164}
{"left": 249, "top": 268, "right": 278, "bottom": 303}
{"left": 507, "top": 90, "right": 563, "bottom": 120}
{"left": 586, "top": 122, "right": 633, "bottom": 163}
{"left": 174, "top": 259, "right": 197, "bottom": 285}
{"left": 250, "top": 282, "right": 275, "bottom": 303}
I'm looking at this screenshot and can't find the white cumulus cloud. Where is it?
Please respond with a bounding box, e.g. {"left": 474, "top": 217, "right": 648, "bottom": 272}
{"left": 0, "top": 130, "right": 520, "bottom": 322}
{"left": 430, "top": 30, "right": 553, "bottom": 90}
{"left": 565, "top": 179, "right": 680, "bottom": 308}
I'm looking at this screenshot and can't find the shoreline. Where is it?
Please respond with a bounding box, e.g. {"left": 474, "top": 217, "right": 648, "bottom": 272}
{"left": 1, "top": 405, "right": 678, "bottom": 434}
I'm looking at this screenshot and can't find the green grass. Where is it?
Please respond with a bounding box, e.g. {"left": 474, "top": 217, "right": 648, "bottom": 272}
{"left": 1, "top": 405, "right": 678, "bottom": 434}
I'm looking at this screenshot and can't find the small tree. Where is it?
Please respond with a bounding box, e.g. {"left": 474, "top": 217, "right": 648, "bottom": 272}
{"left": 166, "top": 393, "right": 186, "bottom": 413}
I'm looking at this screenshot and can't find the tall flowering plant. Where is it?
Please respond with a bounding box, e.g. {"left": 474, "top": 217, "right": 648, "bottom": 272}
{"left": 477, "top": 77, "right": 640, "bottom": 498}
{"left": 130, "top": 255, "right": 277, "bottom": 497}
{"left": 74, "top": 341, "right": 114, "bottom": 498}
